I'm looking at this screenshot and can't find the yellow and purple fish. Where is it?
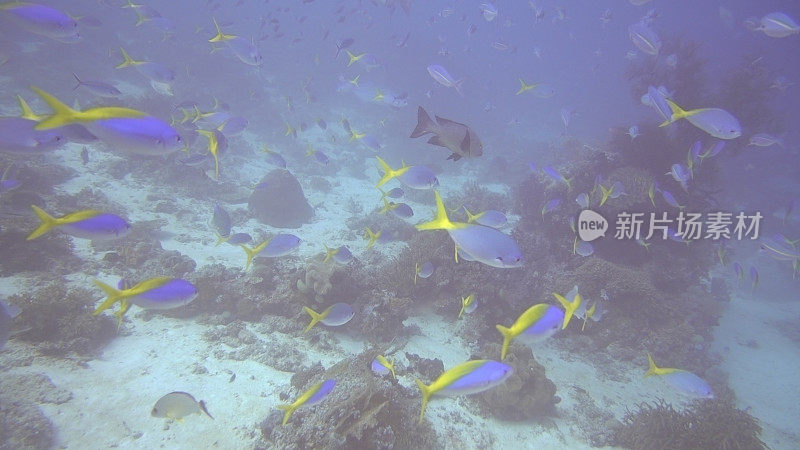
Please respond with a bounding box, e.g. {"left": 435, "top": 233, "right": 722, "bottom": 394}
{"left": 302, "top": 303, "right": 355, "bottom": 333}
{"left": 30, "top": 87, "right": 182, "bottom": 156}
{"left": 0, "top": 2, "right": 81, "bottom": 43}
{"left": 92, "top": 277, "right": 198, "bottom": 323}
{"left": 27, "top": 205, "right": 130, "bottom": 241}
{"left": 645, "top": 353, "right": 714, "bottom": 399}
{"left": 416, "top": 191, "right": 523, "bottom": 269}
{"left": 277, "top": 379, "right": 335, "bottom": 425}
{"left": 415, "top": 360, "right": 512, "bottom": 423}
{"left": 496, "top": 303, "right": 565, "bottom": 359}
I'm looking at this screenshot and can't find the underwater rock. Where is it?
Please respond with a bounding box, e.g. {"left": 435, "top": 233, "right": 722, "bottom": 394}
{"left": 475, "top": 344, "right": 557, "bottom": 420}
{"left": 259, "top": 351, "right": 439, "bottom": 449}
{"left": 248, "top": 169, "right": 313, "bottom": 228}
{"left": 404, "top": 353, "right": 444, "bottom": 382}
{"left": 355, "top": 292, "right": 414, "bottom": 344}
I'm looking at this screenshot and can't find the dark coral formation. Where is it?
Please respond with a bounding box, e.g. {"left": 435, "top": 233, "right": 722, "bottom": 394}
{"left": 248, "top": 169, "right": 313, "bottom": 228}
{"left": 475, "top": 344, "right": 558, "bottom": 421}
{"left": 258, "top": 351, "right": 439, "bottom": 449}
{"left": 610, "top": 399, "right": 766, "bottom": 450}
{"left": 9, "top": 281, "right": 116, "bottom": 356}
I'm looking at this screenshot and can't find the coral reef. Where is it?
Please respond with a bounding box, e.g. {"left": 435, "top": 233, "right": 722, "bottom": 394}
{"left": 9, "top": 281, "right": 116, "bottom": 356}
{"left": 258, "top": 350, "right": 439, "bottom": 449}
{"left": 248, "top": 169, "right": 313, "bottom": 228}
{"left": 610, "top": 399, "right": 766, "bottom": 450}
{"left": 0, "top": 395, "right": 55, "bottom": 450}
{"left": 297, "top": 255, "right": 335, "bottom": 303}
{"left": 474, "top": 344, "right": 558, "bottom": 421}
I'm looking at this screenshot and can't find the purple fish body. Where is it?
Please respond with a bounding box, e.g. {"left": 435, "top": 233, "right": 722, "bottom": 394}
{"left": 439, "top": 360, "right": 513, "bottom": 396}
{"left": 129, "top": 278, "right": 198, "bottom": 310}
{"left": 398, "top": 165, "right": 439, "bottom": 189}
{"left": 4, "top": 3, "right": 81, "bottom": 42}
{"left": 307, "top": 379, "right": 336, "bottom": 405}
{"left": 264, "top": 234, "right": 301, "bottom": 257}
{"left": 86, "top": 116, "right": 183, "bottom": 156}
{"left": 0, "top": 118, "right": 65, "bottom": 154}
{"left": 61, "top": 213, "right": 131, "bottom": 240}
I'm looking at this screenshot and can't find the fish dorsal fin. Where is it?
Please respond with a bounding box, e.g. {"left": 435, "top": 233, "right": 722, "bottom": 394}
{"left": 434, "top": 115, "right": 467, "bottom": 128}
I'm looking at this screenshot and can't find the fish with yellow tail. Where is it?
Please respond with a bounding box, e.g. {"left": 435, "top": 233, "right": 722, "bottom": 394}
{"left": 240, "top": 234, "right": 301, "bottom": 269}
{"left": 375, "top": 157, "right": 439, "bottom": 190}
{"left": 27, "top": 206, "right": 130, "bottom": 241}
{"left": 495, "top": 303, "right": 564, "bottom": 360}
{"left": 416, "top": 191, "right": 523, "bottom": 269}
{"left": 277, "top": 379, "right": 336, "bottom": 425}
{"left": 552, "top": 286, "right": 581, "bottom": 330}
{"left": 302, "top": 303, "right": 354, "bottom": 333}
{"left": 644, "top": 353, "right": 714, "bottom": 399}
{"left": 659, "top": 99, "right": 741, "bottom": 140}
{"left": 371, "top": 355, "right": 396, "bottom": 378}
{"left": 415, "top": 360, "right": 512, "bottom": 423}
{"left": 29, "top": 86, "right": 182, "bottom": 156}
{"left": 92, "top": 277, "right": 198, "bottom": 325}
{"left": 458, "top": 293, "right": 477, "bottom": 319}
{"left": 363, "top": 227, "right": 382, "bottom": 249}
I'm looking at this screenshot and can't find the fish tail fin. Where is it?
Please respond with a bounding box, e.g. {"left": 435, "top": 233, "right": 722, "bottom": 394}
{"left": 663, "top": 98, "right": 688, "bottom": 123}
{"left": 565, "top": 177, "right": 573, "bottom": 191}
{"left": 27, "top": 205, "right": 58, "bottom": 240}
{"left": 199, "top": 400, "right": 214, "bottom": 419}
{"left": 208, "top": 17, "right": 235, "bottom": 42}
{"left": 214, "top": 232, "right": 230, "bottom": 246}
{"left": 16, "top": 95, "right": 39, "bottom": 121}
{"left": 29, "top": 86, "right": 81, "bottom": 130}
{"left": 454, "top": 78, "right": 464, "bottom": 97}
{"left": 553, "top": 292, "right": 580, "bottom": 329}
{"left": 375, "top": 156, "right": 396, "bottom": 187}
{"left": 644, "top": 353, "right": 659, "bottom": 378}
{"left": 415, "top": 191, "right": 455, "bottom": 231}
{"left": 116, "top": 47, "right": 136, "bottom": 68}
{"left": 302, "top": 306, "right": 323, "bottom": 333}
{"left": 458, "top": 297, "right": 467, "bottom": 319}
{"left": 415, "top": 378, "right": 432, "bottom": 424}
{"left": 496, "top": 324, "right": 514, "bottom": 360}
{"left": 599, "top": 185, "right": 611, "bottom": 206}
{"left": 322, "top": 243, "right": 336, "bottom": 262}
{"left": 72, "top": 73, "right": 82, "bottom": 90}
{"left": 240, "top": 243, "right": 263, "bottom": 270}
{"left": 346, "top": 50, "right": 359, "bottom": 66}
{"left": 515, "top": 78, "right": 529, "bottom": 95}
{"left": 410, "top": 106, "right": 436, "bottom": 138}
{"left": 91, "top": 279, "right": 126, "bottom": 316}
{"left": 276, "top": 403, "right": 296, "bottom": 426}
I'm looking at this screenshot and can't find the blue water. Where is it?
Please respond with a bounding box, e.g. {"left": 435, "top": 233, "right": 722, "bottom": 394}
{"left": 1, "top": 1, "right": 799, "bottom": 449}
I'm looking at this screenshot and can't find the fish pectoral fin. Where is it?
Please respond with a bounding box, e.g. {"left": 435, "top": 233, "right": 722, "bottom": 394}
{"left": 427, "top": 135, "right": 446, "bottom": 147}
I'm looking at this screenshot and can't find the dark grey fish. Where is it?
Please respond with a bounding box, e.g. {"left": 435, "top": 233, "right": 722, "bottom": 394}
{"left": 335, "top": 38, "right": 354, "bottom": 58}
{"left": 73, "top": 73, "right": 122, "bottom": 98}
{"left": 410, "top": 106, "right": 483, "bottom": 161}
{"left": 212, "top": 203, "right": 231, "bottom": 237}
